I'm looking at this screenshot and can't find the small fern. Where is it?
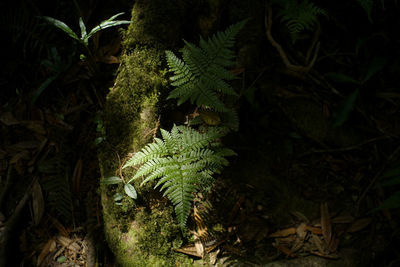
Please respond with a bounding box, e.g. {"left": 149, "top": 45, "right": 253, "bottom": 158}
{"left": 165, "top": 20, "right": 246, "bottom": 113}
{"left": 356, "top": 0, "right": 373, "bottom": 22}
{"left": 274, "top": 0, "right": 327, "bottom": 42}
{"left": 39, "top": 157, "right": 73, "bottom": 223}
{"left": 123, "top": 125, "right": 235, "bottom": 227}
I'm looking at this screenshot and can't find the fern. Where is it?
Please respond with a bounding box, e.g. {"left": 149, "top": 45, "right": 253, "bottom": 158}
{"left": 274, "top": 0, "right": 327, "bottom": 42}
{"left": 356, "top": 0, "right": 373, "bottom": 22}
{"left": 123, "top": 125, "right": 235, "bottom": 227}
{"left": 39, "top": 157, "right": 73, "bottom": 223}
{"left": 165, "top": 20, "right": 246, "bottom": 113}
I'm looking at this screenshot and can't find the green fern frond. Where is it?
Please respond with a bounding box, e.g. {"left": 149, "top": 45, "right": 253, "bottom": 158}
{"left": 123, "top": 125, "right": 235, "bottom": 227}
{"left": 165, "top": 20, "right": 246, "bottom": 112}
{"left": 356, "top": 0, "right": 373, "bottom": 22}
{"left": 39, "top": 158, "right": 73, "bottom": 223}
{"left": 275, "top": 0, "right": 327, "bottom": 42}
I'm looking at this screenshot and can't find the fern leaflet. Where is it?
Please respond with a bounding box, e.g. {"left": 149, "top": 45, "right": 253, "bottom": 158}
{"left": 274, "top": 0, "right": 327, "bottom": 42}
{"left": 356, "top": 0, "right": 373, "bottom": 22}
{"left": 123, "top": 125, "right": 235, "bottom": 227}
{"left": 165, "top": 20, "right": 246, "bottom": 112}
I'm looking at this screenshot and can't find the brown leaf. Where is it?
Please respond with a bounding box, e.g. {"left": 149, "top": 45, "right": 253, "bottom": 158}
{"left": 175, "top": 245, "right": 202, "bottom": 258}
{"left": 347, "top": 217, "right": 372, "bottom": 233}
{"left": 331, "top": 215, "right": 354, "bottom": 224}
{"left": 22, "top": 121, "right": 46, "bottom": 135}
{"left": 10, "top": 150, "right": 30, "bottom": 164}
{"left": 230, "top": 67, "right": 245, "bottom": 76}
{"left": 209, "top": 249, "right": 220, "bottom": 265}
{"left": 96, "top": 37, "right": 121, "bottom": 64}
{"left": 276, "top": 235, "right": 296, "bottom": 244}
{"left": 309, "top": 250, "right": 339, "bottom": 259}
{"left": 0, "top": 112, "right": 19, "bottom": 125}
{"left": 37, "top": 238, "right": 56, "bottom": 267}
{"left": 296, "top": 223, "right": 307, "bottom": 240}
{"left": 7, "top": 141, "right": 40, "bottom": 152}
{"left": 32, "top": 181, "right": 45, "bottom": 226}
{"left": 320, "top": 202, "right": 332, "bottom": 246}
{"left": 56, "top": 235, "right": 80, "bottom": 252}
{"left": 269, "top": 227, "right": 296, "bottom": 237}
{"left": 327, "top": 235, "right": 339, "bottom": 252}
{"left": 194, "top": 240, "right": 205, "bottom": 258}
{"left": 101, "top": 55, "right": 120, "bottom": 64}
{"left": 304, "top": 225, "right": 322, "bottom": 235}
{"left": 311, "top": 234, "right": 325, "bottom": 254}
{"left": 274, "top": 243, "right": 296, "bottom": 258}
{"left": 72, "top": 158, "right": 82, "bottom": 194}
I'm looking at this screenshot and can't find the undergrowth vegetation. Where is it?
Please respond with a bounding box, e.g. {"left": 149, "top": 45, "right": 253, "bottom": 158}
{"left": 107, "top": 21, "right": 245, "bottom": 228}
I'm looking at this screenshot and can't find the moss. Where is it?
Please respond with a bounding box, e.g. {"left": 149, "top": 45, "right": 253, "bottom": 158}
{"left": 97, "top": 1, "right": 202, "bottom": 266}
{"left": 109, "top": 205, "right": 195, "bottom": 267}
{"left": 122, "top": 0, "right": 183, "bottom": 49}
{"left": 104, "top": 48, "right": 166, "bottom": 158}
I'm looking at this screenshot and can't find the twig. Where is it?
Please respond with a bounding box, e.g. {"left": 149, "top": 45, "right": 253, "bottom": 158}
{"left": 298, "top": 136, "right": 390, "bottom": 157}
{"left": 264, "top": 5, "right": 319, "bottom": 75}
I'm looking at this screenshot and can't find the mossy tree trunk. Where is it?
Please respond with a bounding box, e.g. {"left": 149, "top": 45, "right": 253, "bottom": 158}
{"left": 98, "top": 1, "right": 199, "bottom": 266}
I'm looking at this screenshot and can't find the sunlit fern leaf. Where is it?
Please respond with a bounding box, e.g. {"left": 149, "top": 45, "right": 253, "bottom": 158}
{"left": 165, "top": 20, "right": 246, "bottom": 112}
{"left": 123, "top": 125, "right": 235, "bottom": 228}
{"left": 274, "top": 0, "right": 327, "bottom": 42}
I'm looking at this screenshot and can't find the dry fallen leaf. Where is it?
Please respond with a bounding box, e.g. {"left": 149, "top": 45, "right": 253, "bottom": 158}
{"left": 72, "top": 158, "right": 82, "bottom": 194}
{"left": 320, "top": 202, "right": 332, "bottom": 246}
{"left": 175, "top": 245, "right": 202, "bottom": 258}
{"left": 101, "top": 55, "right": 120, "bottom": 64}
{"left": 10, "top": 150, "right": 30, "bottom": 164}
{"left": 331, "top": 215, "right": 354, "bottom": 224}
{"left": 296, "top": 223, "right": 307, "bottom": 240}
{"left": 273, "top": 243, "right": 296, "bottom": 258}
{"left": 56, "top": 235, "right": 80, "bottom": 252}
{"left": 194, "top": 240, "right": 205, "bottom": 258}
{"left": 269, "top": 227, "right": 296, "bottom": 238}
{"left": 311, "top": 234, "right": 325, "bottom": 254}
{"left": 32, "top": 181, "right": 45, "bottom": 226}
{"left": 7, "top": 141, "right": 40, "bottom": 153}
{"left": 230, "top": 67, "right": 245, "bottom": 76}
{"left": 347, "top": 217, "right": 372, "bottom": 233}
{"left": 37, "top": 238, "right": 57, "bottom": 267}
{"left": 22, "top": 120, "right": 46, "bottom": 135}
{"left": 0, "top": 111, "right": 19, "bottom": 125}
{"left": 304, "top": 225, "right": 322, "bottom": 235}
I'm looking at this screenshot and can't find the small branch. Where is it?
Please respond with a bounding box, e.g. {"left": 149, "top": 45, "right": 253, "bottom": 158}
{"left": 264, "top": 5, "right": 319, "bottom": 75}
